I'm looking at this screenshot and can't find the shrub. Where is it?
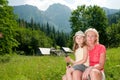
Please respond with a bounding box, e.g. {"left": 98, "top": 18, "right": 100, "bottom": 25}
{"left": 0, "top": 54, "right": 11, "bottom": 63}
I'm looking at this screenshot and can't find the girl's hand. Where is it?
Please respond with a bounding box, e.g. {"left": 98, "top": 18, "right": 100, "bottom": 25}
{"left": 65, "top": 56, "right": 71, "bottom": 63}
{"left": 73, "top": 62, "right": 78, "bottom": 66}
{"left": 66, "top": 65, "right": 71, "bottom": 69}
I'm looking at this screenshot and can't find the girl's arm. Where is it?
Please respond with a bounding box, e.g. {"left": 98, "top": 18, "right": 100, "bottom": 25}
{"left": 70, "top": 58, "right": 75, "bottom": 64}
{"left": 65, "top": 56, "right": 75, "bottom": 64}
{"left": 74, "top": 46, "right": 88, "bottom": 65}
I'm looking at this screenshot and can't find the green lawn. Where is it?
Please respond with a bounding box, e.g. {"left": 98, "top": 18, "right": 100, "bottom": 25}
{"left": 104, "top": 47, "right": 120, "bottom": 80}
{"left": 0, "top": 47, "right": 120, "bottom": 80}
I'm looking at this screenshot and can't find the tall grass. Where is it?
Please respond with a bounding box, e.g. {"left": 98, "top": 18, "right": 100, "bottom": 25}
{"left": 0, "top": 55, "right": 66, "bottom": 80}
{"left": 105, "top": 47, "right": 120, "bottom": 80}
{"left": 0, "top": 47, "right": 120, "bottom": 80}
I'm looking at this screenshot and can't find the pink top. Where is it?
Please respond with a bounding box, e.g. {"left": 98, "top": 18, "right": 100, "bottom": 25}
{"left": 88, "top": 44, "right": 106, "bottom": 67}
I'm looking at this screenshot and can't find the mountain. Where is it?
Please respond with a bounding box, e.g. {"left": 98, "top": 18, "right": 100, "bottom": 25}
{"left": 103, "top": 7, "right": 119, "bottom": 15}
{"left": 107, "top": 11, "right": 120, "bottom": 24}
{"left": 13, "top": 4, "right": 72, "bottom": 33}
{"left": 102, "top": 7, "right": 120, "bottom": 25}
{"left": 13, "top": 4, "right": 120, "bottom": 33}
{"left": 44, "top": 3, "right": 71, "bottom": 32}
{"left": 14, "top": 5, "right": 48, "bottom": 23}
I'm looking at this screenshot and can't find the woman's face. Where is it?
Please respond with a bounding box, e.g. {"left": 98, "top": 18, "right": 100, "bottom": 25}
{"left": 86, "top": 31, "right": 97, "bottom": 45}
{"left": 75, "top": 35, "right": 84, "bottom": 45}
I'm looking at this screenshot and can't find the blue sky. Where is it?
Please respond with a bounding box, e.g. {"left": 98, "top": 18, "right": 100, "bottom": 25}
{"left": 8, "top": 0, "right": 120, "bottom": 11}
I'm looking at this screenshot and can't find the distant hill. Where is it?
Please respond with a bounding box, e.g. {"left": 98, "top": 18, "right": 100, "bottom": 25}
{"left": 13, "top": 4, "right": 120, "bottom": 33}
{"left": 13, "top": 4, "right": 72, "bottom": 33}
{"left": 103, "top": 7, "right": 119, "bottom": 15}
{"left": 14, "top": 5, "right": 48, "bottom": 23}
{"left": 107, "top": 11, "right": 120, "bottom": 25}
{"left": 44, "top": 3, "right": 71, "bottom": 32}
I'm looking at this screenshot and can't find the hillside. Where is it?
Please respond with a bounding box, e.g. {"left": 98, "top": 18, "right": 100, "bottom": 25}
{"left": 103, "top": 7, "right": 119, "bottom": 15}
{"left": 14, "top": 5, "right": 47, "bottom": 23}
{"left": 107, "top": 11, "right": 120, "bottom": 24}
{"left": 44, "top": 3, "right": 71, "bottom": 32}
{"left": 13, "top": 4, "right": 72, "bottom": 33}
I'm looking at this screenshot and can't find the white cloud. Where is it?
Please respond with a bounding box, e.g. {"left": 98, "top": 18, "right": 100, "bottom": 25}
{"left": 8, "top": 0, "right": 26, "bottom": 5}
{"left": 105, "top": 0, "right": 120, "bottom": 9}
{"left": 68, "top": 0, "right": 108, "bottom": 10}
{"left": 23, "top": 0, "right": 68, "bottom": 10}
{"left": 69, "top": 0, "right": 120, "bottom": 10}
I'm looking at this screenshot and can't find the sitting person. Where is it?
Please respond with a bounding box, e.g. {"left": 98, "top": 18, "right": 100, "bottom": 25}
{"left": 72, "top": 28, "right": 106, "bottom": 80}
{"left": 62, "top": 31, "right": 89, "bottom": 80}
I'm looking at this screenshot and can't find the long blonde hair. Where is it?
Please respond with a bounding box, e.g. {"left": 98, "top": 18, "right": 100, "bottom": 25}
{"left": 73, "top": 36, "right": 85, "bottom": 52}
{"left": 85, "top": 28, "right": 99, "bottom": 44}
{"left": 72, "top": 30, "right": 86, "bottom": 52}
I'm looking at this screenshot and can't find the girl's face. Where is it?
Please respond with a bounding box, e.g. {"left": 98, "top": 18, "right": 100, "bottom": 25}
{"left": 75, "top": 35, "right": 84, "bottom": 45}
{"left": 86, "top": 31, "right": 97, "bottom": 45}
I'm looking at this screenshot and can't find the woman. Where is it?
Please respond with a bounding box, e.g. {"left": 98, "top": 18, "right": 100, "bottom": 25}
{"left": 62, "top": 31, "right": 89, "bottom": 80}
{"left": 73, "top": 28, "right": 106, "bottom": 80}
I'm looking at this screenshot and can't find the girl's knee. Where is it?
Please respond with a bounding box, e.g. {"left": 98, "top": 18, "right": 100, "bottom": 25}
{"left": 62, "top": 75, "right": 66, "bottom": 80}
{"left": 66, "top": 68, "right": 73, "bottom": 74}
{"left": 73, "top": 71, "right": 82, "bottom": 80}
{"left": 73, "top": 70, "right": 82, "bottom": 77}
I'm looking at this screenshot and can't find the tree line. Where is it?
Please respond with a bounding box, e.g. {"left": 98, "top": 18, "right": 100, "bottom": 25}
{"left": 15, "top": 19, "right": 69, "bottom": 55}
{"left": 0, "top": 0, "right": 120, "bottom": 55}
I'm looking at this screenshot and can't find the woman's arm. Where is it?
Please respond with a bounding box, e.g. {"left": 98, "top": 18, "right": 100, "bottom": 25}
{"left": 82, "top": 52, "right": 106, "bottom": 80}
{"left": 74, "top": 46, "right": 88, "bottom": 65}
{"left": 93, "top": 52, "right": 106, "bottom": 70}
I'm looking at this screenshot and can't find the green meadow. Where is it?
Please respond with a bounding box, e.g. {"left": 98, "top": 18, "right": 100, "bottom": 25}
{"left": 0, "top": 47, "right": 120, "bottom": 80}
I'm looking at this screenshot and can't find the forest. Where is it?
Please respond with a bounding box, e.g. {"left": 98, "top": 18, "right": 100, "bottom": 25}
{"left": 0, "top": 1, "right": 120, "bottom": 55}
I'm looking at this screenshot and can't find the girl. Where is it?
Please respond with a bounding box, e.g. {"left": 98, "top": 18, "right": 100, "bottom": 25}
{"left": 62, "top": 31, "right": 89, "bottom": 80}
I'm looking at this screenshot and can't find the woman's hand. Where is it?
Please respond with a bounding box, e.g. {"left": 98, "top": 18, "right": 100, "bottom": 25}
{"left": 82, "top": 67, "right": 92, "bottom": 80}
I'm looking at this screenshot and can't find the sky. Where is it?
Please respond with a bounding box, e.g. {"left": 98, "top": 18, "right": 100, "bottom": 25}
{"left": 8, "top": 0, "right": 120, "bottom": 11}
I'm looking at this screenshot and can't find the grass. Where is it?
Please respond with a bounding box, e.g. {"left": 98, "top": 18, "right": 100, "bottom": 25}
{"left": 0, "top": 55, "right": 66, "bottom": 80}
{"left": 105, "top": 47, "right": 120, "bottom": 80}
{"left": 0, "top": 47, "right": 120, "bottom": 80}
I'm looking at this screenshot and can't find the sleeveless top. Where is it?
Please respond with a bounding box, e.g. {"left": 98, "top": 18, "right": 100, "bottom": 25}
{"left": 75, "top": 47, "right": 89, "bottom": 66}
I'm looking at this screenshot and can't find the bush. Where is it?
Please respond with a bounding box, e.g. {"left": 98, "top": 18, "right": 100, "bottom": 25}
{"left": 0, "top": 54, "right": 11, "bottom": 63}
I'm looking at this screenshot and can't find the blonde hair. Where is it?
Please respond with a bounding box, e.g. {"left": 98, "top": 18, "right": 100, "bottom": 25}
{"left": 85, "top": 28, "right": 99, "bottom": 44}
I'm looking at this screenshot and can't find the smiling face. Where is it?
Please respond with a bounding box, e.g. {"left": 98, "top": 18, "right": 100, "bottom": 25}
{"left": 86, "top": 31, "right": 97, "bottom": 45}
{"left": 75, "top": 35, "right": 84, "bottom": 46}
